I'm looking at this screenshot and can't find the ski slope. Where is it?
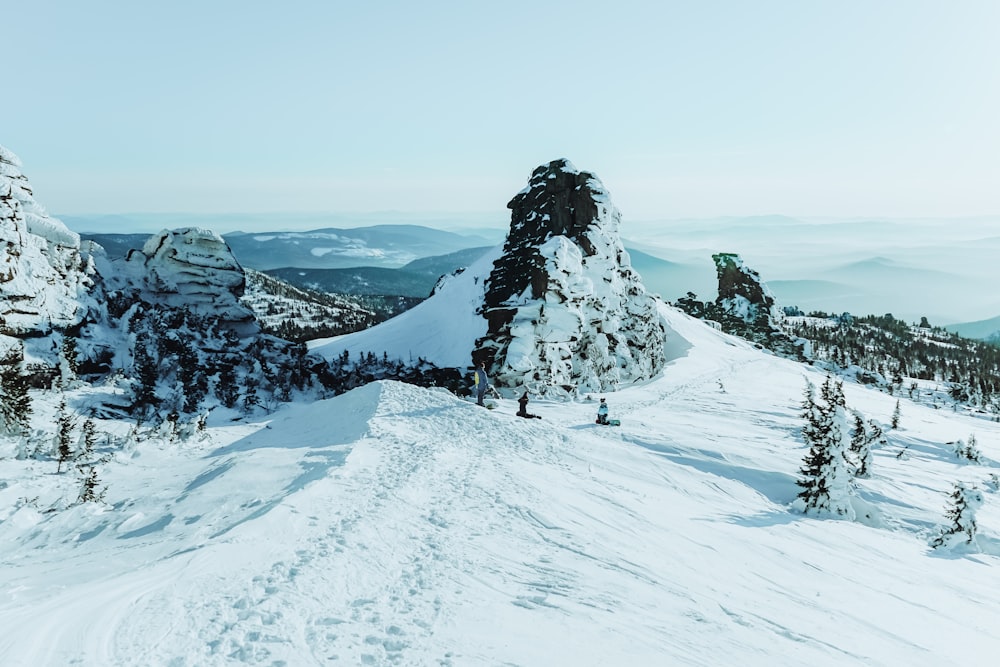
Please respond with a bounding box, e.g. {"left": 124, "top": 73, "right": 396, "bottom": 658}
{"left": 2, "top": 307, "right": 1000, "bottom": 666}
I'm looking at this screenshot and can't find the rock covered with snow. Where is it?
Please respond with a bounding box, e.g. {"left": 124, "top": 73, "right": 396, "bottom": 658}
{"left": 0, "top": 145, "right": 97, "bottom": 336}
{"left": 121, "top": 228, "right": 254, "bottom": 326}
{"left": 474, "top": 159, "right": 666, "bottom": 396}
{"left": 710, "top": 252, "right": 805, "bottom": 358}
{"left": 712, "top": 252, "right": 782, "bottom": 329}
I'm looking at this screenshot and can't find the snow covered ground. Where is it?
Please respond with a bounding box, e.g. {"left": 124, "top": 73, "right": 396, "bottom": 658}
{"left": 3, "top": 307, "right": 1000, "bottom": 666}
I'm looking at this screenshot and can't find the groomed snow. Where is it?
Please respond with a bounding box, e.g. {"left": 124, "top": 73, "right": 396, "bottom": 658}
{"left": 2, "top": 307, "right": 1000, "bottom": 665}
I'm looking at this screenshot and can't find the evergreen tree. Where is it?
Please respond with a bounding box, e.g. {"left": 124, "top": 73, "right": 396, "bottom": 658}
{"left": 849, "top": 411, "right": 873, "bottom": 478}
{"left": 79, "top": 418, "right": 98, "bottom": 462}
{"left": 55, "top": 398, "right": 75, "bottom": 473}
{"left": 0, "top": 346, "right": 32, "bottom": 435}
{"left": 930, "top": 482, "right": 984, "bottom": 549}
{"left": 76, "top": 464, "right": 106, "bottom": 504}
{"left": 216, "top": 362, "right": 239, "bottom": 409}
{"left": 242, "top": 376, "right": 259, "bottom": 414}
{"left": 891, "top": 400, "right": 901, "bottom": 429}
{"left": 796, "top": 377, "right": 856, "bottom": 518}
{"left": 954, "top": 434, "right": 982, "bottom": 463}
{"left": 132, "top": 339, "right": 159, "bottom": 410}
{"left": 60, "top": 334, "right": 79, "bottom": 386}
{"left": 800, "top": 380, "right": 822, "bottom": 448}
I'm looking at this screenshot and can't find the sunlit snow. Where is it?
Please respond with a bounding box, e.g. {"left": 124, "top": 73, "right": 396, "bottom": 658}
{"left": 3, "top": 306, "right": 999, "bottom": 665}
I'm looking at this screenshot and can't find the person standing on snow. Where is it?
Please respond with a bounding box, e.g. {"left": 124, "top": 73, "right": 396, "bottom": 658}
{"left": 596, "top": 397, "right": 610, "bottom": 425}
{"left": 473, "top": 362, "right": 489, "bottom": 406}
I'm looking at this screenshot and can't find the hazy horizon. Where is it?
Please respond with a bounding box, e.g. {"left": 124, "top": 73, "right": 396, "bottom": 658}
{"left": 7, "top": 1, "right": 999, "bottom": 219}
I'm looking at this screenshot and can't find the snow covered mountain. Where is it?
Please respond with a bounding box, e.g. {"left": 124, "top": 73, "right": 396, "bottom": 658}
{"left": 313, "top": 159, "right": 667, "bottom": 396}
{"left": 3, "top": 306, "right": 1000, "bottom": 665}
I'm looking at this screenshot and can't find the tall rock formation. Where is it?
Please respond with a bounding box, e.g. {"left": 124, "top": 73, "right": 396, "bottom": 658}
{"left": 474, "top": 159, "right": 666, "bottom": 396}
{"left": 710, "top": 252, "right": 803, "bottom": 359}
{"left": 113, "top": 227, "right": 255, "bottom": 329}
{"left": 0, "top": 145, "right": 97, "bottom": 336}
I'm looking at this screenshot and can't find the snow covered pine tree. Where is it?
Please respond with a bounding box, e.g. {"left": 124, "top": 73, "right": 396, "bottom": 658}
{"left": 795, "top": 377, "right": 856, "bottom": 519}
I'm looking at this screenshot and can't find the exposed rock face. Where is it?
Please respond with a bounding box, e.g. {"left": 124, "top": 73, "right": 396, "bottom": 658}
{"left": 122, "top": 228, "right": 255, "bottom": 327}
{"left": 0, "top": 145, "right": 97, "bottom": 336}
{"left": 474, "top": 159, "right": 666, "bottom": 396}
{"left": 710, "top": 252, "right": 803, "bottom": 358}
{"left": 712, "top": 252, "right": 782, "bottom": 329}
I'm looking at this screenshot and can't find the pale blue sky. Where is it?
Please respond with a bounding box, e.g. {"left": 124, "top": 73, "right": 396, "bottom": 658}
{"left": 5, "top": 0, "right": 999, "bottom": 223}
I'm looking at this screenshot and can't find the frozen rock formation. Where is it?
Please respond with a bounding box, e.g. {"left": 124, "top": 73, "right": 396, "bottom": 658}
{"left": 0, "top": 145, "right": 97, "bottom": 336}
{"left": 121, "top": 227, "right": 255, "bottom": 327}
{"left": 474, "top": 159, "right": 666, "bottom": 396}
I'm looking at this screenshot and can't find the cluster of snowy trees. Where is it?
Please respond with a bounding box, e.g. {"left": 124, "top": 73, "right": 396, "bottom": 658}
{"left": 795, "top": 376, "right": 990, "bottom": 551}
{"left": 795, "top": 377, "right": 885, "bottom": 519}
{"left": 316, "top": 349, "right": 465, "bottom": 397}
{"left": 786, "top": 313, "right": 1000, "bottom": 413}
{"left": 125, "top": 304, "right": 315, "bottom": 418}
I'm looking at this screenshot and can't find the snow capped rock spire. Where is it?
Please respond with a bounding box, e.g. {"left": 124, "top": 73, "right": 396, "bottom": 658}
{"left": 474, "top": 159, "right": 666, "bottom": 396}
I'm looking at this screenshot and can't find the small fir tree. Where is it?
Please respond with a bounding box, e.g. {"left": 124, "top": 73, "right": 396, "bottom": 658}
{"left": 0, "top": 346, "right": 32, "bottom": 435}
{"left": 79, "top": 418, "right": 97, "bottom": 461}
{"left": 849, "top": 411, "right": 873, "bottom": 478}
{"left": 796, "top": 377, "right": 856, "bottom": 518}
{"left": 891, "top": 400, "right": 901, "bottom": 429}
{"left": 60, "top": 335, "right": 79, "bottom": 386}
{"left": 954, "top": 434, "right": 982, "bottom": 463}
{"left": 55, "top": 398, "right": 75, "bottom": 473}
{"left": 76, "top": 464, "right": 106, "bottom": 504}
{"left": 930, "top": 482, "right": 984, "bottom": 550}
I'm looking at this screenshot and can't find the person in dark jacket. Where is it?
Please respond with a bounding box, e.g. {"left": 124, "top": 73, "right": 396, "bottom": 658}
{"left": 473, "top": 362, "right": 488, "bottom": 406}
{"left": 517, "top": 391, "right": 541, "bottom": 419}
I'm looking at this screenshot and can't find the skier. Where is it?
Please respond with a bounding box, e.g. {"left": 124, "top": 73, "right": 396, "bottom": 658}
{"left": 596, "top": 397, "right": 610, "bottom": 425}
{"left": 473, "top": 362, "right": 489, "bottom": 406}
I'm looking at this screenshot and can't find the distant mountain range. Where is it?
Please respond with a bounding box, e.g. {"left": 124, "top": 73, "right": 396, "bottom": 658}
{"left": 82, "top": 225, "right": 495, "bottom": 271}
{"left": 80, "top": 224, "right": 1000, "bottom": 336}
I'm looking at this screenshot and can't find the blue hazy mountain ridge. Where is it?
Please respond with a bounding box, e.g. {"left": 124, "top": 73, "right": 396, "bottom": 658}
{"left": 266, "top": 247, "right": 494, "bottom": 298}
{"left": 76, "top": 215, "right": 1000, "bottom": 326}
{"left": 80, "top": 226, "right": 495, "bottom": 271}
{"left": 222, "top": 226, "right": 494, "bottom": 270}
{"left": 946, "top": 316, "right": 1000, "bottom": 341}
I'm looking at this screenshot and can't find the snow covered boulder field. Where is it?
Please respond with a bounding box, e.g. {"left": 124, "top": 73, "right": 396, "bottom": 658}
{"left": 3, "top": 306, "right": 1000, "bottom": 666}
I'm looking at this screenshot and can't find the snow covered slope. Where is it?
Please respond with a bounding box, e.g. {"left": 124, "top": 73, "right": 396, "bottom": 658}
{"left": 2, "top": 306, "right": 1000, "bottom": 665}
{"left": 309, "top": 245, "right": 502, "bottom": 369}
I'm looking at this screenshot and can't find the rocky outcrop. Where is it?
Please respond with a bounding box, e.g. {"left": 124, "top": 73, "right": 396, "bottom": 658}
{"left": 121, "top": 228, "right": 255, "bottom": 328}
{"left": 474, "top": 159, "right": 666, "bottom": 396}
{"left": 710, "top": 252, "right": 803, "bottom": 358}
{"left": 0, "top": 145, "right": 97, "bottom": 336}
{"left": 712, "top": 253, "right": 782, "bottom": 329}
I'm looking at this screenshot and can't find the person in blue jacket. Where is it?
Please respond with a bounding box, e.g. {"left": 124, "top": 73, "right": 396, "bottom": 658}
{"left": 473, "top": 362, "right": 489, "bottom": 406}
{"left": 596, "top": 397, "right": 610, "bottom": 425}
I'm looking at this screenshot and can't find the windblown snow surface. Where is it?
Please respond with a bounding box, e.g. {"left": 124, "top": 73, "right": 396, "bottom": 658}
{"left": 3, "top": 307, "right": 1000, "bottom": 666}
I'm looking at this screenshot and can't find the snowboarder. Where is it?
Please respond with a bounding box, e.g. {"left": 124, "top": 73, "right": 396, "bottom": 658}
{"left": 473, "top": 362, "right": 489, "bottom": 406}
{"left": 596, "top": 397, "right": 610, "bottom": 425}
{"left": 517, "top": 391, "right": 542, "bottom": 419}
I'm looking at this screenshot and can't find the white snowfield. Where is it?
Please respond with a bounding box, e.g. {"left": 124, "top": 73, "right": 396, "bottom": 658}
{"left": 3, "top": 307, "right": 1000, "bottom": 666}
